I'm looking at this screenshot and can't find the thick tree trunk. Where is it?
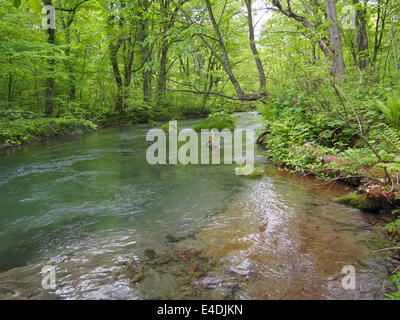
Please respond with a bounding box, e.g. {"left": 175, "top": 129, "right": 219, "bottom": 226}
{"left": 324, "top": 0, "right": 345, "bottom": 77}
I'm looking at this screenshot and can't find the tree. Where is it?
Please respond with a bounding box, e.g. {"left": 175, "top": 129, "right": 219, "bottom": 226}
{"left": 324, "top": 0, "right": 345, "bottom": 77}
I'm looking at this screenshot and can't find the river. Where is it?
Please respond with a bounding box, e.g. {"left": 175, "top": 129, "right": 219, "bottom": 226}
{"left": 0, "top": 112, "right": 394, "bottom": 299}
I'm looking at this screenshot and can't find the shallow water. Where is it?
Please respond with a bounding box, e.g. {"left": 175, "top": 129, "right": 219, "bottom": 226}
{"left": 0, "top": 112, "right": 394, "bottom": 299}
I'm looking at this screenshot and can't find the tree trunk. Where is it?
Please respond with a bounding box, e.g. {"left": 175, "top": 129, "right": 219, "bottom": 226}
{"left": 139, "top": 18, "right": 151, "bottom": 103}
{"left": 353, "top": 0, "right": 369, "bottom": 70}
{"left": 272, "top": 1, "right": 333, "bottom": 61}
{"left": 324, "top": 0, "right": 345, "bottom": 77}
{"left": 8, "top": 71, "right": 12, "bottom": 103}
{"left": 44, "top": 0, "right": 55, "bottom": 116}
{"left": 245, "top": 0, "right": 267, "bottom": 94}
{"left": 157, "top": 40, "right": 169, "bottom": 104}
{"left": 109, "top": 39, "right": 125, "bottom": 111}
{"left": 373, "top": 0, "right": 389, "bottom": 64}
{"left": 391, "top": 24, "right": 399, "bottom": 73}
{"left": 61, "top": 14, "right": 78, "bottom": 101}
{"left": 204, "top": 0, "right": 246, "bottom": 98}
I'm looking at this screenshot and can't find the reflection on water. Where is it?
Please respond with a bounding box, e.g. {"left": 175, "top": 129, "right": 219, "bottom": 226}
{"left": 0, "top": 112, "right": 394, "bottom": 299}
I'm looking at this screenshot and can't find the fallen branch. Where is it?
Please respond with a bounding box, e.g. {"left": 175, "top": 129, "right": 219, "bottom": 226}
{"left": 372, "top": 247, "right": 400, "bottom": 252}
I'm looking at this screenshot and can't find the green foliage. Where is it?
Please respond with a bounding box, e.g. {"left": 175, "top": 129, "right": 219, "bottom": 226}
{"left": 0, "top": 107, "right": 40, "bottom": 121}
{"left": 193, "top": 119, "right": 235, "bottom": 132}
{"left": 387, "top": 271, "right": 400, "bottom": 300}
{"left": 9, "top": 0, "right": 22, "bottom": 9}
{"left": 378, "top": 94, "right": 400, "bottom": 128}
{"left": 385, "top": 218, "right": 400, "bottom": 242}
{"left": 10, "top": 0, "right": 44, "bottom": 13}
{"left": 192, "top": 111, "right": 236, "bottom": 131}
{"left": 0, "top": 118, "right": 97, "bottom": 146}
{"left": 245, "top": 167, "right": 264, "bottom": 178}
{"left": 207, "top": 111, "right": 234, "bottom": 122}
{"left": 27, "top": 0, "right": 42, "bottom": 14}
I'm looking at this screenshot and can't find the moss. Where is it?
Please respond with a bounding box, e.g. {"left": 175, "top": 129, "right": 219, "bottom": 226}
{"left": 245, "top": 167, "right": 264, "bottom": 178}
{"left": 371, "top": 236, "right": 395, "bottom": 249}
{"left": 160, "top": 122, "right": 170, "bottom": 131}
{"left": 193, "top": 119, "right": 235, "bottom": 132}
{"left": 148, "top": 119, "right": 159, "bottom": 126}
{"left": 333, "top": 192, "right": 384, "bottom": 212}
{"left": 160, "top": 121, "right": 178, "bottom": 132}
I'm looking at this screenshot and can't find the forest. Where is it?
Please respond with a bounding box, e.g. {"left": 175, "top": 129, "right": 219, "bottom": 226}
{"left": 0, "top": 0, "right": 400, "bottom": 300}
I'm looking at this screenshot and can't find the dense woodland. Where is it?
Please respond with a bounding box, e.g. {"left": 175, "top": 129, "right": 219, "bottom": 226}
{"left": 1, "top": 0, "right": 400, "bottom": 298}
{"left": 1, "top": 0, "right": 396, "bottom": 121}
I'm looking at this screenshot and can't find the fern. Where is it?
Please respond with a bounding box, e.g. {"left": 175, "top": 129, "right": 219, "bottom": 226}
{"left": 378, "top": 94, "right": 400, "bottom": 128}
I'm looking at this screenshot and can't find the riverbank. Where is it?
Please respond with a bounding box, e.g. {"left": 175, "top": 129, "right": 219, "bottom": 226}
{"left": 0, "top": 102, "right": 255, "bottom": 149}
{"left": 0, "top": 118, "right": 97, "bottom": 148}
{"left": 256, "top": 92, "right": 400, "bottom": 299}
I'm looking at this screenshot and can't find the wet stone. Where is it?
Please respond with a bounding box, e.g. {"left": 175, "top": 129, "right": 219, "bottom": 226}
{"left": 144, "top": 249, "right": 157, "bottom": 260}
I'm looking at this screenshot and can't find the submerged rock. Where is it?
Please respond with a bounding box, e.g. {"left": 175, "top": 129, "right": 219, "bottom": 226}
{"left": 166, "top": 232, "right": 195, "bottom": 243}
{"left": 144, "top": 249, "right": 157, "bottom": 260}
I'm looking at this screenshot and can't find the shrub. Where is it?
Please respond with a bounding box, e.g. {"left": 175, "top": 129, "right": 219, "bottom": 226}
{"left": 193, "top": 119, "right": 235, "bottom": 132}
{"left": 378, "top": 94, "right": 400, "bottom": 128}
{"left": 193, "top": 111, "right": 236, "bottom": 131}
{"left": 0, "top": 118, "right": 97, "bottom": 146}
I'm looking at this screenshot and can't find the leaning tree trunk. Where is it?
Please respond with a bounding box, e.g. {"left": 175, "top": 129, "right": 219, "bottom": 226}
{"left": 245, "top": 0, "right": 267, "bottom": 94}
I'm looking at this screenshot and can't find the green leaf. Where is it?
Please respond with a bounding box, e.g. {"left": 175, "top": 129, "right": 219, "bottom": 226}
{"left": 28, "top": 0, "right": 42, "bottom": 14}
{"left": 10, "top": 0, "right": 23, "bottom": 9}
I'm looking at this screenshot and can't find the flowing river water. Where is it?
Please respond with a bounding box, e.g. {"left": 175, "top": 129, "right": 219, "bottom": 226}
{"left": 0, "top": 112, "right": 395, "bottom": 299}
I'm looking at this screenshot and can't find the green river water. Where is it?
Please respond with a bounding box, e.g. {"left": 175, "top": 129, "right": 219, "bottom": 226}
{"left": 0, "top": 112, "right": 395, "bottom": 299}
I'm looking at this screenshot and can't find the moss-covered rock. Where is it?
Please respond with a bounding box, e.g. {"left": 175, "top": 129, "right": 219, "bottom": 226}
{"left": 245, "top": 168, "right": 264, "bottom": 178}
{"left": 333, "top": 192, "right": 384, "bottom": 212}
{"left": 193, "top": 119, "right": 235, "bottom": 132}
